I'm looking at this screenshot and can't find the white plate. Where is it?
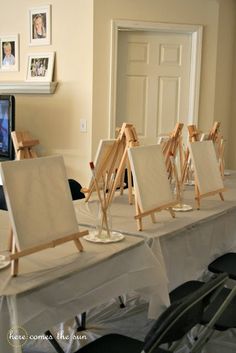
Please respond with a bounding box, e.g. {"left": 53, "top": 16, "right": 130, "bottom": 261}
{"left": 0, "top": 260, "right": 10, "bottom": 270}
{"left": 83, "top": 230, "right": 125, "bottom": 243}
{"left": 173, "top": 203, "right": 193, "bottom": 212}
{"left": 184, "top": 180, "right": 195, "bottom": 186}
{"left": 224, "top": 170, "right": 231, "bottom": 176}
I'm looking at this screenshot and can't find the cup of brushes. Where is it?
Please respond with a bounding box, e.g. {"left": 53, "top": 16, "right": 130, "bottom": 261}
{"left": 89, "top": 161, "right": 112, "bottom": 240}
{"left": 86, "top": 162, "right": 125, "bottom": 243}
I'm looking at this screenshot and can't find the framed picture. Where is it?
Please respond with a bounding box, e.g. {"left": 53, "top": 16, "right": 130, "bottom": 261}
{"left": 26, "top": 52, "right": 55, "bottom": 81}
{"left": 0, "top": 35, "right": 19, "bottom": 71}
{"left": 29, "top": 5, "right": 51, "bottom": 46}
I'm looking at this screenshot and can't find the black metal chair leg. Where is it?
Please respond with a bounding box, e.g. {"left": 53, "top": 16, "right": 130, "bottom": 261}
{"left": 45, "top": 330, "right": 65, "bottom": 353}
{"left": 75, "top": 312, "right": 87, "bottom": 331}
{"left": 118, "top": 295, "right": 126, "bottom": 308}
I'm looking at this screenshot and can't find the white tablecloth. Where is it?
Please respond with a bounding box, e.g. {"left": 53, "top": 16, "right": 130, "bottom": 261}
{"left": 0, "top": 219, "right": 169, "bottom": 353}
{"left": 74, "top": 172, "right": 236, "bottom": 290}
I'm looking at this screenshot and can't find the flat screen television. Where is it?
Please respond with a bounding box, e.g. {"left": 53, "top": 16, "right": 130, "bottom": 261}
{"left": 0, "top": 95, "right": 15, "bottom": 161}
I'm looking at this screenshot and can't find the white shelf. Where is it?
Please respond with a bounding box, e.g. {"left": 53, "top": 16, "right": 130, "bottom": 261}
{"left": 0, "top": 81, "right": 58, "bottom": 94}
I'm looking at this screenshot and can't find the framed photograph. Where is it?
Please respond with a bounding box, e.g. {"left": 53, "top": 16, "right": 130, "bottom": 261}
{"left": 26, "top": 52, "right": 55, "bottom": 81}
{"left": 29, "top": 5, "right": 51, "bottom": 46}
{"left": 0, "top": 35, "right": 19, "bottom": 71}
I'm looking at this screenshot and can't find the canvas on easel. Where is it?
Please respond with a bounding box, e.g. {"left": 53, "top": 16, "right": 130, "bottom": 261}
{"left": 84, "top": 123, "right": 139, "bottom": 206}
{"left": 188, "top": 140, "right": 225, "bottom": 209}
{"left": 128, "top": 144, "right": 178, "bottom": 231}
{"left": 0, "top": 155, "right": 87, "bottom": 276}
{"left": 82, "top": 139, "right": 123, "bottom": 195}
{"left": 181, "top": 122, "right": 225, "bottom": 184}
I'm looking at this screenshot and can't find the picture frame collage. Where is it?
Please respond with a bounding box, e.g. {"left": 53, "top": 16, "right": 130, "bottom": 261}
{"left": 0, "top": 4, "right": 55, "bottom": 82}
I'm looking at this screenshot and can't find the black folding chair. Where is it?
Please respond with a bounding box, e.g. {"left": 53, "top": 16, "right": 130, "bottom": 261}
{"left": 68, "top": 179, "right": 85, "bottom": 200}
{"left": 169, "top": 272, "right": 236, "bottom": 352}
{"left": 208, "top": 252, "right": 236, "bottom": 280}
{"left": 67, "top": 273, "right": 229, "bottom": 353}
{"left": 0, "top": 185, "right": 7, "bottom": 210}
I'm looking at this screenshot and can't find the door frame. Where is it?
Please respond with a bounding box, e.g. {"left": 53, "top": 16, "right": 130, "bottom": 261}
{"left": 109, "top": 19, "right": 203, "bottom": 138}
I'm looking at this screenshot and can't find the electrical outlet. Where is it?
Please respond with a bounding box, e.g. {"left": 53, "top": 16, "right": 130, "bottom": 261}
{"left": 80, "top": 119, "right": 87, "bottom": 132}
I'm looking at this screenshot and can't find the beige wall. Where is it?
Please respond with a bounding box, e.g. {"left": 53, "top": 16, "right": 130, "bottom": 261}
{"left": 213, "top": 0, "right": 236, "bottom": 167}
{"left": 230, "top": 20, "right": 236, "bottom": 169}
{"left": 0, "top": 0, "right": 93, "bottom": 186}
{"left": 93, "top": 0, "right": 236, "bottom": 168}
{"left": 1, "top": 0, "right": 236, "bottom": 185}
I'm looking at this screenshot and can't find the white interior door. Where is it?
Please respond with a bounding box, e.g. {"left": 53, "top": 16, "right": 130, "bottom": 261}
{"left": 116, "top": 30, "right": 192, "bottom": 144}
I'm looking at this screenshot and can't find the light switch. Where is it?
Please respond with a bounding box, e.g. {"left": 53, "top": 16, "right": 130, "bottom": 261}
{"left": 80, "top": 119, "right": 87, "bottom": 132}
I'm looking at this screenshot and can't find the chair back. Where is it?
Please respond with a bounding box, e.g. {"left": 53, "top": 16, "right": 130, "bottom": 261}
{"left": 143, "top": 273, "right": 228, "bottom": 353}
{"left": 68, "top": 179, "right": 85, "bottom": 200}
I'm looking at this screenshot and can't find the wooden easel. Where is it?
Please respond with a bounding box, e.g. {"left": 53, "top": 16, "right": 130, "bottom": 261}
{"left": 188, "top": 140, "right": 226, "bottom": 209}
{"left": 85, "top": 122, "right": 139, "bottom": 206}
{"left": 208, "top": 122, "right": 225, "bottom": 178}
{"left": 8, "top": 131, "right": 40, "bottom": 259}
{"left": 134, "top": 198, "right": 176, "bottom": 231}
{"left": 181, "top": 124, "right": 200, "bottom": 185}
{"left": 208, "top": 121, "right": 221, "bottom": 141}
{"left": 9, "top": 230, "right": 86, "bottom": 277}
{"left": 11, "top": 131, "right": 40, "bottom": 160}
{"left": 160, "top": 123, "right": 184, "bottom": 181}
{"left": 181, "top": 122, "right": 225, "bottom": 183}
{"left": 6, "top": 132, "right": 86, "bottom": 276}
{"left": 109, "top": 123, "right": 139, "bottom": 205}
{"left": 194, "top": 183, "right": 225, "bottom": 210}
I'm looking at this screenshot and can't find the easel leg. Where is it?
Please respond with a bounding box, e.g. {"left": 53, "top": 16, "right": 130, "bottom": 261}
{"left": 108, "top": 149, "right": 128, "bottom": 205}
{"left": 119, "top": 168, "right": 125, "bottom": 196}
{"left": 127, "top": 162, "right": 133, "bottom": 205}
{"left": 11, "top": 240, "right": 19, "bottom": 277}
{"left": 8, "top": 228, "right": 13, "bottom": 252}
{"left": 74, "top": 238, "right": 83, "bottom": 252}
{"left": 219, "top": 192, "right": 224, "bottom": 201}
{"left": 85, "top": 183, "right": 95, "bottom": 202}
{"left": 195, "top": 183, "right": 201, "bottom": 210}
{"left": 135, "top": 198, "right": 142, "bottom": 231}
{"left": 181, "top": 150, "right": 192, "bottom": 185}
{"left": 150, "top": 213, "right": 156, "bottom": 223}
{"left": 168, "top": 208, "right": 175, "bottom": 218}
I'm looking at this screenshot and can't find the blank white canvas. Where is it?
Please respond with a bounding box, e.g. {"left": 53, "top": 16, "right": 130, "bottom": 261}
{"left": 0, "top": 155, "right": 79, "bottom": 251}
{"left": 89, "top": 139, "right": 123, "bottom": 188}
{"left": 189, "top": 140, "right": 224, "bottom": 195}
{"left": 128, "top": 144, "right": 175, "bottom": 213}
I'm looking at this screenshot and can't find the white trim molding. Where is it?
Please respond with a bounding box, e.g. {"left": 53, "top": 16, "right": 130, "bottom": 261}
{"left": 0, "top": 81, "right": 58, "bottom": 94}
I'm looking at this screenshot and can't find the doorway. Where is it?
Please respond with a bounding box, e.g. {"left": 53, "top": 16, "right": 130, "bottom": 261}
{"left": 109, "top": 20, "right": 203, "bottom": 144}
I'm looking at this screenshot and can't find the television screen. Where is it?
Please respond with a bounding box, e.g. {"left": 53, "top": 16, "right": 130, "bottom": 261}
{"left": 0, "top": 95, "right": 15, "bottom": 161}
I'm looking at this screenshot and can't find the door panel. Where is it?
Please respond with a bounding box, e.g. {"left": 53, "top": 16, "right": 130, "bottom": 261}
{"left": 157, "top": 77, "right": 180, "bottom": 135}
{"left": 116, "top": 30, "right": 192, "bottom": 144}
{"left": 116, "top": 75, "right": 147, "bottom": 135}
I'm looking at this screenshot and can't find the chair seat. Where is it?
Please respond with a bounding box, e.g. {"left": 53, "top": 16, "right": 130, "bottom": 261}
{"left": 169, "top": 281, "right": 204, "bottom": 303}
{"left": 208, "top": 253, "right": 236, "bottom": 280}
{"left": 170, "top": 279, "right": 236, "bottom": 332}
{"left": 202, "top": 287, "right": 236, "bottom": 331}
{"left": 76, "top": 334, "right": 170, "bottom": 353}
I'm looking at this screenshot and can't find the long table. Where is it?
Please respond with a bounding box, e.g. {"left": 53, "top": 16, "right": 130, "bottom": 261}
{"left": 75, "top": 172, "right": 236, "bottom": 290}
{"left": 1, "top": 172, "right": 235, "bottom": 352}
{"left": 0, "top": 217, "right": 169, "bottom": 353}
